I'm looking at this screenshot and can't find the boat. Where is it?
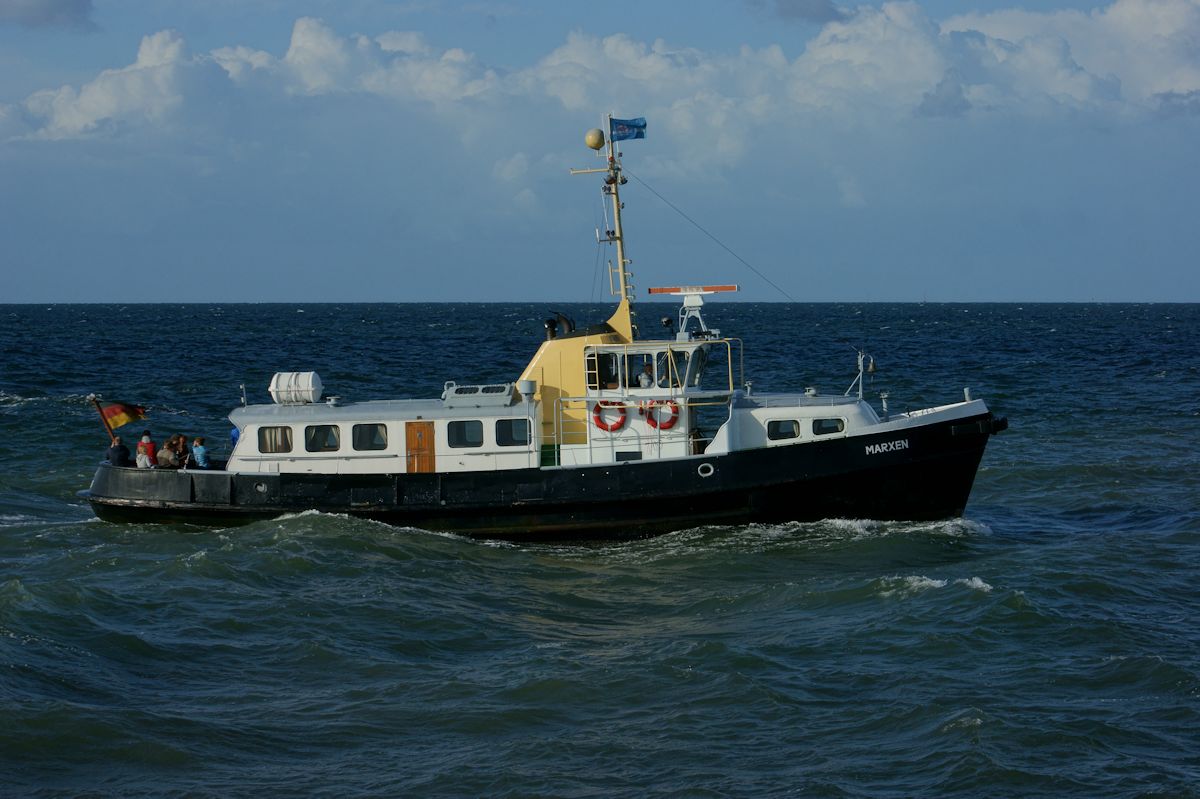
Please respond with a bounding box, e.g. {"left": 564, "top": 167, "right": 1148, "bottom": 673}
{"left": 83, "top": 115, "right": 1007, "bottom": 540}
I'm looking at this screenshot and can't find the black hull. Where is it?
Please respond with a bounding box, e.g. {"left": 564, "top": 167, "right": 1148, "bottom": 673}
{"left": 84, "top": 412, "right": 1004, "bottom": 541}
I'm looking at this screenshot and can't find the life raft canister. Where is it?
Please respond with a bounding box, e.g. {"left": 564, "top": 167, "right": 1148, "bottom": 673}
{"left": 592, "top": 400, "right": 627, "bottom": 432}
{"left": 645, "top": 400, "right": 680, "bottom": 430}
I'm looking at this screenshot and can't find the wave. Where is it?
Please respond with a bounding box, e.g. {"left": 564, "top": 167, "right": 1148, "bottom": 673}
{"left": 875, "top": 574, "right": 994, "bottom": 598}
{"left": 0, "top": 390, "right": 95, "bottom": 410}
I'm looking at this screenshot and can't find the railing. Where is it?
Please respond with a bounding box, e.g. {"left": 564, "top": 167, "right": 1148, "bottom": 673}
{"left": 544, "top": 391, "right": 733, "bottom": 466}
{"left": 742, "top": 394, "right": 862, "bottom": 408}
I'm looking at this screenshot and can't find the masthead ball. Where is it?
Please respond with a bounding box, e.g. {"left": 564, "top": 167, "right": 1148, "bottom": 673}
{"left": 584, "top": 128, "right": 605, "bottom": 150}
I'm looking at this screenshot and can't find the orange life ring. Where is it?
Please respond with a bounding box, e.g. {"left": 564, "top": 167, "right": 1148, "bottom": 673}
{"left": 645, "top": 400, "right": 680, "bottom": 430}
{"left": 592, "top": 400, "right": 627, "bottom": 432}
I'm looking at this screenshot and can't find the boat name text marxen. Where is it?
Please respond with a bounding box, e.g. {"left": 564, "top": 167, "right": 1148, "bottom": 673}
{"left": 865, "top": 439, "right": 910, "bottom": 455}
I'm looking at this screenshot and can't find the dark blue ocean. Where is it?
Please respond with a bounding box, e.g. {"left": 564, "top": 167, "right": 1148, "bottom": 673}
{"left": 2, "top": 302, "right": 1198, "bottom": 797}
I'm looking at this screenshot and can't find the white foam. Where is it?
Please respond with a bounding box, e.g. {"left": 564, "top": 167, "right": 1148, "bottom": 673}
{"left": 905, "top": 518, "right": 994, "bottom": 538}
{"left": 878, "top": 575, "right": 948, "bottom": 597}
{"left": 0, "top": 391, "right": 92, "bottom": 409}
{"left": 272, "top": 509, "right": 326, "bottom": 521}
{"left": 823, "top": 518, "right": 885, "bottom": 537}
{"left": 954, "top": 576, "right": 993, "bottom": 592}
{"left": 941, "top": 715, "right": 984, "bottom": 732}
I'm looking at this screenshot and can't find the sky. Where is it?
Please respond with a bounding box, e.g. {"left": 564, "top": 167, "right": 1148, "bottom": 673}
{"left": 1, "top": 0, "right": 1198, "bottom": 303}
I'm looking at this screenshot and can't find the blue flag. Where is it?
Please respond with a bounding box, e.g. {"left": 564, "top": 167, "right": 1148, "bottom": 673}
{"left": 610, "top": 117, "right": 647, "bottom": 141}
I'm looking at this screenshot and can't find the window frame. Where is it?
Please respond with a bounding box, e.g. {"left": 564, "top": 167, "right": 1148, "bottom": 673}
{"left": 304, "top": 424, "right": 341, "bottom": 453}
{"left": 767, "top": 419, "right": 800, "bottom": 440}
{"left": 495, "top": 418, "right": 531, "bottom": 447}
{"left": 812, "top": 418, "right": 846, "bottom": 436}
{"left": 352, "top": 423, "right": 388, "bottom": 452}
{"left": 447, "top": 419, "right": 484, "bottom": 448}
{"left": 257, "top": 425, "right": 294, "bottom": 454}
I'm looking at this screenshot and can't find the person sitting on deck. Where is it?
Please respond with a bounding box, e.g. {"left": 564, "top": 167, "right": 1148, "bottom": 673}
{"left": 135, "top": 431, "right": 157, "bottom": 468}
{"left": 106, "top": 435, "right": 134, "bottom": 468}
{"left": 157, "top": 435, "right": 180, "bottom": 469}
{"left": 173, "top": 434, "right": 191, "bottom": 468}
{"left": 191, "top": 437, "right": 209, "bottom": 469}
{"left": 177, "top": 435, "right": 193, "bottom": 469}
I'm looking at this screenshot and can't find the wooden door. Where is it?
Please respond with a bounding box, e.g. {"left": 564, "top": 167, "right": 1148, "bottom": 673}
{"left": 405, "top": 421, "right": 436, "bottom": 473}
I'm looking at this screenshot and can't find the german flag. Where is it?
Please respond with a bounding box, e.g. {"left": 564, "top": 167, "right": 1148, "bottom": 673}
{"left": 98, "top": 400, "right": 147, "bottom": 430}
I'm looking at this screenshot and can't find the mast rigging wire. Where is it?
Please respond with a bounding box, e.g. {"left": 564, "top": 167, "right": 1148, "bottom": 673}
{"left": 590, "top": 191, "right": 610, "bottom": 301}
{"left": 623, "top": 168, "right": 797, "bottom": 302}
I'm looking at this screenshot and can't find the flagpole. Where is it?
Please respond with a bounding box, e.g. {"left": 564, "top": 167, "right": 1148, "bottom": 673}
{"left": 88, "top": 394, "right": 116, "bottom": 444}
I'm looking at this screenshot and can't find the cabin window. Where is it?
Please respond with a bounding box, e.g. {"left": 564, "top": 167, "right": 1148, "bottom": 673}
{"left": 496, "top": 418, "right": 531, "bottom": 447}
{"left": 627, "top": 353, "right": 656, "bottom": 388}
{"left": 813, "top": 418, "right": 846, "bottom": 436}
{"left": 586, "top": 351, "right": 622, "bottom": 390}
{"left": 305, "top": 424, "right": 341, "bottom": 452}
{"left": 352, "top": 423, "right": 387, "bottom": 451}
{"left": 448, "top": 420, "right": 484, "bottom": 448}
{"left": 258, "top": 426, "right": 293, "bottom": 454}
{"left": 656, "top": 349, "right": 690, "bottom": 388}
{"left": 767, "top": 420, "right": 800, "bottom": 440}
{"left": 688, "top": 347, "right": 708, "bottom": 387}
{"left": 696, "top": 343, "right": 734, "bottom": 391}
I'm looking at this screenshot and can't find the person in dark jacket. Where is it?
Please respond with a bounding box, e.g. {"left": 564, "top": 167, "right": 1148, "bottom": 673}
{"left": 106, "top": 436, "right": 134, "bottom": 467}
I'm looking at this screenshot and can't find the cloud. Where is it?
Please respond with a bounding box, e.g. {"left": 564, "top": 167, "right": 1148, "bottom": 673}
{"left": 529, "top": 31, "right": 713, "bottom": 113}
{"left": 750, "top": 0, "right": 848, "bottom": 24}
{"left": 789, "top": 4, "right": 945, "bottom": 113}
{"left": 0, "top": 104, "right": 25, "bottom": 139}
{"left": 10, "top": 1, "right": 1200, "bottom": 150}
{"left": 492, "top": 152, "right": 529, "bottom": 181}
{"left": 0, "top": 0, "right": 94, "bottom": 29}
{"left": 210, "top": 45, "right": 274, "bottom": 83}
{"left": 23, "top": 30, "right": 193, "bottom": 138}
{"left": 283, "top": 17, "right": 367, "bottom": 94}
{"left": 917, "top": 71, "right": 971, "bottom": 117}
{"left": 784, "top": 1, "right": 1119, "bottom": 115}
{"left": 376, "top": 31, "right": 431, "bottom": 56}
{"left": 1155, "top": 89, "right": 1200, "bottom": 115}
{"left": 944, "top": 0, "right": 1200, "bottom": 107}
{"left": 359, "top": 44, "right": 498, "bottom": 104}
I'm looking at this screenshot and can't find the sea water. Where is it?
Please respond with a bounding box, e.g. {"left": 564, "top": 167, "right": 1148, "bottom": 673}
{"left": 1, "top": 303, "right": 1198, "bottom": 797}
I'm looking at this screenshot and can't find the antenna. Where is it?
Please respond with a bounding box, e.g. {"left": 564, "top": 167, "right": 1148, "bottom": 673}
{"left": 647, "top": 285, "right": 738, "bottom": 340}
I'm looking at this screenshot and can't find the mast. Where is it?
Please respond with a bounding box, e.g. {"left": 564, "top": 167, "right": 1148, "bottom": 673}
{"left": 572, "top": 113, "right": 644, "bottom": 342}
{"left": 604, "top": 114, "right": 632, "bottom": 307}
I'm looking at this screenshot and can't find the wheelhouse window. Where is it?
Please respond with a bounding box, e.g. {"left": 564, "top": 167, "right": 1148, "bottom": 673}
{"left": 305, "top": 424, "right": 341, "bottom": 452}
{"left": 656, "top": 349, "right": 690, "bottom": 388}
{"left": 352, "top": 423, "right": 387, "bottom": 451}
{"left": 586, "top": 351, "right": 622, "bottom": 390}
{"left": 688, "top": 347, "right": 708, "bottom": 387}
{"left": 258, "top": 426, "right": 293, "bottom": 454}
{"left": 496, "top": 418, "right": 530, "bottom": 447}
{"left": 813, "top": 418, "right": 846, "bottom": 436}
{"left": 627, "top": 353, "right": 656, "bottom": 388}
{"left": 448, "top": 420, "right": 484, "bottom": 448}
{"left": 767, "top": 420, "right": 800, "bottom": 440}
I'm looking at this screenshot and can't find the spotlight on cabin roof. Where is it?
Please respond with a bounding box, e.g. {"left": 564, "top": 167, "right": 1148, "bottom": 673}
{"left": 584, "top": 128, "right": 605, "bottom": 150}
